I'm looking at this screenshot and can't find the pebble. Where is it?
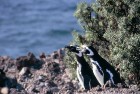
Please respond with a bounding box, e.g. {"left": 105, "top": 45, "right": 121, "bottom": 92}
{"left": 0, "top": 87, "right": 9, "bottom": 94}
{"left": 19, "top": 67, "right": 28, "bottom": 76}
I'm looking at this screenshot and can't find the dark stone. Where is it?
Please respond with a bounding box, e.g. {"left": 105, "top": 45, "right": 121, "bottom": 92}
{"left": 50, "top": 87, "right": 59, "bottom": 92}
{"left": 16, "top": 52, "right": 43, "bottom": 71}
{"left": 10, "top": 88, "right": 17, "bottom": 94}
{"left": 65, "top": 82, "right": 74, "bottom": 91}
{"left": 46, "top": 90, "right": 53, "bottom": 94}
{"left": 32, "top": 88, "right": 40, "bottom": 93}
{"left": 16, "top": 56, "right": 29, "bottom": 71}
{"left": 51, "top": 51, "right": 59, "bottom": 59}
{"left": 40, "top": 53, "right": 46, "bottom": 59}
{"left": 48, "top": 81, "right": 57, "bottom": 87}
{"left": 47, "top": 62, "right": 60, "bottom": 74}
{"left": 6, "top": 77, "right": 17, "bottom": 88}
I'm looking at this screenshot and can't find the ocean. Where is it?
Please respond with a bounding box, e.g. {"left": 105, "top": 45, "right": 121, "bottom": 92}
{"left": 0, "top": 0, "right": 93, "bottom": 57}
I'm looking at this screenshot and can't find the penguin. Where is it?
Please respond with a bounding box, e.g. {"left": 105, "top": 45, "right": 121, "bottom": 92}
{"left": 81, "top": 44, "right": 122, "bottom": 88}
{"left": 65, "top": 45, "right": 99, "bottom": 90}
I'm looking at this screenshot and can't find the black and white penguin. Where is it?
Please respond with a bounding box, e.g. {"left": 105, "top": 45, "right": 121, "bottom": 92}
{"left": 65, "top": 45, "right": 99, "bottom": 90}
{"left": 81, "top": 45, "right": 122, "bottom": 88}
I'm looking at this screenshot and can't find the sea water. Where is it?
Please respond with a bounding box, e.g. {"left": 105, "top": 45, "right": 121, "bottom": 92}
{"left": 0, "top": 0, "right": 93, "bottom": 57}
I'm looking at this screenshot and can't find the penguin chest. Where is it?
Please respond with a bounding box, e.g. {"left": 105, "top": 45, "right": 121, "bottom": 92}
{"left": 76, "top": 63, "right": 85, "bottom": 89}
{"left": 92, "top": 63, "right": 104, "bottom": 86}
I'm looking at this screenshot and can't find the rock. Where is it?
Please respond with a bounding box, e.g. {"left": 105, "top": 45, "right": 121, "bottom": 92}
{"left": 32, "top": 88, "right": 40, "bottom": 93}
{"left": 95, "top": 85, "right": 102, "bottom": 91}
{"left": 19, "top": 67, "right": 28, "bottom": 76}
{"left": 38, "top": 75, "right": 43, "bottom": 80}
{"left": 117, "top": 83, "right": 123, "bottom": 88}
{"left": 57, "top": 48, "right": 65, "bottom": 59}
{"left": 2, "top": 56, "right": 10, "bottom": 60}
{"left": 16, "top": 56, "right": 29, "bottom": 71}
{"left": 51, "top": 51, "right": 59, "bottom": 59}
{"left": 65, "top": 69, "right": 73, "bottom": 79}
{"left": 40, "top": 53, "right": 47, "bottom": 62}
{"left": 16, "top": 52, "right": 39, "bottom": 71}
{"left": 47, "top": 62, "right": 60, "bottom": 74}
{"left": 40, "top": 53, "right": 46, "bottom": 59}
{"left": 72, "top": 80, "right": 79, "bottom": 89}
{"left": 6, "top": 77, "right": 17, "bottom": 88}
{"left": 46, "top": 89, "right": 53, "bottom": 94}
{"left": 39, "top": 82, "right": 45, "bottom": 87}
{"left": 48, "top": 81, "right": 57, "bottom": 87}
{"left": 130, "top": 85, "right": 139, "bottom": 91}
{"left": 9, "top": 88, "right": 17, "bottom": 94}
{"left": 53, "top": 59, "right": 59, "bottom": 63}
{"left": 50, "top": 87, "right": 59, "bottom": 92}
{"left": 25, "top": 84, "right": 34, "bottom": 93}
{"left": 0, "top": 87, "right": 9, "bottom": 94}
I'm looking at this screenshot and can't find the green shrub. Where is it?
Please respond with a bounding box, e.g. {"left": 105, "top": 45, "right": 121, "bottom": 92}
{"left": 64, "top": 0, "right": 140, "bottom": 85}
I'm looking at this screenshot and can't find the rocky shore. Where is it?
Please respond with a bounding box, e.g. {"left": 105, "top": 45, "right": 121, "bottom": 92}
{"left": 0, "top": 48, "right": 139, "bottom": 94}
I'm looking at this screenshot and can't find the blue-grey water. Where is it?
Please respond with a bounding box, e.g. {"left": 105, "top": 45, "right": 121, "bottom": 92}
{"left": 0, "top": 0, "right": 92, "bottom": 57}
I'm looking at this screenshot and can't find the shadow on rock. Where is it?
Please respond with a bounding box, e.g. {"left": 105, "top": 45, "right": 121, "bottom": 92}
{"left": 16, "top": 52, "right": 44, "bottom": 71}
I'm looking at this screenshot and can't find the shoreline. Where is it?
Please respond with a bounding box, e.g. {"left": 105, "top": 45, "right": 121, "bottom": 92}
{"left": 0, "top": 48, "right": 139, "bottom": 94}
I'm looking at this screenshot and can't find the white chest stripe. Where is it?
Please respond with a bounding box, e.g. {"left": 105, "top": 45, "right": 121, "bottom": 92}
{"left": 106, "top": 69, "right": 114, "bottom": 84}
{"left": 91, "top": 63, "right": 104, "bottom": 86}
{"left": 90, "top": 59, "right": 104, "bottom": 86}
{"left": 90, "top": 59, "right": 103, "bottom": 73}
{"left": 76, "top": 52, "right": 82, "bottom": 57}
{"left": 86, "top": 47, "right": 94, "bottom": 56}
{"left": 76, "top": 62, "right": 85, "bottom": 89}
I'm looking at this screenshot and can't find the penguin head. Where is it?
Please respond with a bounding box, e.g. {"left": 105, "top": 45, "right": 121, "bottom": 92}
{"left": 65, "top": 45, "right": 80, "bottom": 53}
{"left": 65, "top": 45, "right": 83, "bottom": 57}
{"left": 81, "top": 44, "right": 96, "bottom": 56}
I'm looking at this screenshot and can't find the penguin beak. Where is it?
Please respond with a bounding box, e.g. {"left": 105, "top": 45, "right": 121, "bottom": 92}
{"left": 65, "top": 45, "right": 72, "bottom": 49}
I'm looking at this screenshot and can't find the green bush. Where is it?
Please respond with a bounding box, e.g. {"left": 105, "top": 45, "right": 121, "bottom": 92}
{"left": 64, "top": 0, "right": 140, "bottom": 85}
